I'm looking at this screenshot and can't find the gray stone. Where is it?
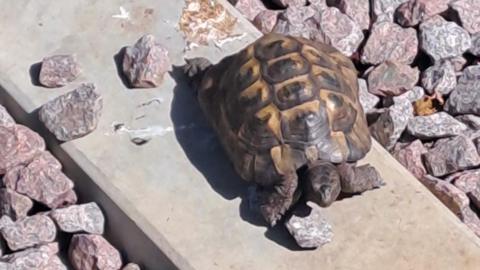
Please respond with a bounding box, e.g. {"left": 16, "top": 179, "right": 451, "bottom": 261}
{"left": 338, "top": 0, "right": 370, "bottom": 31}
{"left": 407, "top": 112, "right": 468, "bottom": 139}
{"left": 122, "top": 263, "right": 141, "bottom": 270}
{"left": 272, "top": 5, "right": 320, "bottom": 41}
{"left": 0, "top": 188, "right": 33, "bottom": 220}
{"left": 358, "top": 78, "right": 379, "bottom": 113}
{"left": 39, "top": 83, "right": 102, "bottom": 141}
{"left": 395, "top": 0, "right": 450, "bottom": 27}
{"left": 361, "top": 21, "right": 418, "bottom": 65}
{"left": 0, "top": 105, "right": 14, "bottom": 128}
{"left": 316, "top": 7, "right": 364, "bottom": 57}
{"left": 372, "top": 0, "right": 409, "bottom": 21}
{"left": 39, "top": 54, "right": 81, "bottom": 88}
{"left": 369, "top": 98, "right": 413, "bottom": 150}
{"left": 69, "top": 234, "right": 122, "bottom": 270}
{"left": 50, "top": 202, "right": 104, "bottom": 234}
{"left": 253, "top": 10, "right": 280, "bottom": 34}
{"left": 393, "top": 140, "right": 428, "bottom": 179}
{"left": 445, "top": 65, "right": 480, "bottom": 116}
{"left": 234, "top": 0, "right": 266, "bottom": 21}
{"left": 285, "top": 203, "right": 333, "bottom": 249}
{"left": 423, "top": 136, "right": 480, "bottom": 177}
{"left": 392, "top": 86, "right": 425, "bottom": 104}
{"left": 271, "top": 0, "right": 307, "bottom": 8}
{"left": 421, "top": 61, "right": 457, "bottom": 95}
{"left": 367, "top": 61, "right": 419, "bottom": 97}
{"left": 449, "top": 0, "right": 480, "bottom": 34}
{"left": 470, "top": 33, "right": 480, "bottom": 57}
{"left": 419, "top": 16, "right": 472, "bottom": 61}
{"left": 456, "top": 115, "right": 480, "bottom": 130}
{"left": 0, "top": 215, "right": 56, "bottom": 251}
{"left": 123, "top": 34, "right": 170, "bottom": 88}
{"left": 447, "top": 56, "right": 467, "bottom": 72}
{"left": 0, "top": 243, "right": 65, "bottom": 270}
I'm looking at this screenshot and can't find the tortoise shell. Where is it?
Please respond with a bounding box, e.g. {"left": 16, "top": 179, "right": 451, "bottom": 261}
{"left": 197, "top": 33, "right": 371, "bottom": 185}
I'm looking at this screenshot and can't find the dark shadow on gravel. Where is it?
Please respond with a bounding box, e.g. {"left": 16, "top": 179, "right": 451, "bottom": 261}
{"left": 113, "top": 46, "right": 134, "bottom": 89}
{"left": 29, "top": 62, "right": 43, "bottom": 87}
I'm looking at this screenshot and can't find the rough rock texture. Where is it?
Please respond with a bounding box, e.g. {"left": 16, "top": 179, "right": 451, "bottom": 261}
{"left": 234, "top": 0, "right": 266, "bottom": 21}
{"left": 367, "top": 61, "right": 419, "bottom": 97}
{"left": 445, "top": 65, "right": 480, "bottom": 116}
{"left": 456, "top": 115, "right": 480, "bottom": 130}
{"left": 0, "top": 125, "right": 46, "bottom": 174}
{"left": 370, "top": 99, "right": 413, "bottom": 149}
{"left": 272, "top": 5, "right": 320, "bottom": 41}
{"left": 0, "top": 188, "right": 33, "bottom": 220}
{"left": 39, "top": 54, "right": 81, "bottom": 88}
{"left": 395, "top": 0, "right": 450, "bottom": 27}
{"left": 407, "top": 112, "right": 468, "bottom": 139}
{"left": 361, "top": 21, "right": 418, "bottom": 65}
{"left": 122, "top": 263, "right": 141, "bottom": 270}
{"left": 285, "top": 203, "right": 333, "bottom": 249}
{"left": 336, "top": 163, "right": 385, "bottom": 193}
{"left": 449, "top": 0, "right": 480, "bottom": 34}
{"left": 0, "top": 105, "right": 14, "bottom": 128}
{"left": 358, "top": 78, "right": 379, "bottom": 113}
{"left": 452, "top": 170, "right": 480, "bottom": 192}
{"left": 392, "top": 86, "right": 425, "bottom": 104}
{"left": 338, "top": 0, "right": 370, "bottom": 30}
{"left": 448, "top": 56, "right": 467, "bottom": 72}
{"left": 316, "top": 7, "right": 364, "bottom": 57}
{"left": 123, "top": 34, "right": 170, "bottom": 88}
{"left": 50, "top": 202, "right": 104, "bottom": 234}
{"left": 423, "top": 136, "right": 480, "bottom": 177}
{"left": 69, "top": 234, "right": 122, "bottom": 270}
{"left": 14, "top": 151, "right": 76, "bottom": 209}
{"left": 0, "top": 243, "right": 65, "bottom": 270}
{"left": 372, "top": 0, "right": 410, "bottom": 21}
{"left": 253, "top": 10, "right": 280, "bottom": 34}
{"left": 470, "top": 33, "right": 480, "bottom": 57}
{"left": 39, "top": 83, "right": 102, "bottom": 141}
{"left": 0, "top": 215, "right": 56, "bottom": 251}
{"left": 419, "top": 16, "right": 472, "bottom": 61}
{"left": 393, "top": 140, "right": 428, "bottom": 179}
{"left": 271, "top": 0, "right": 307, "bottom": 8}
{"left": 421, "top": 61, "right": 457, "bottom": 95}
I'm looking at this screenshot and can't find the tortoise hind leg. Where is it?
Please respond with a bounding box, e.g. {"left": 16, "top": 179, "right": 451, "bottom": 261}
{"left": 258, "top": 173, "right": 298, "bottom": 226}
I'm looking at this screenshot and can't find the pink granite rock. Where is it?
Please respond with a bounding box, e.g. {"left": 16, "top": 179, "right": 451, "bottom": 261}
{"left": 39, "top": 83, "right": 103, "bottom": 141}
{"left": 285, "top": 203, "right": 333, "bottom": 249}
{"left": 123, "top": 34, "right": 170, "bottom": 88}
{"left": 451, "top": 170, "right": 480, "bottom": 192}
{"left": 15, "top": 152, "right": 76, "bottom": 209}
{"left": 253, "top": 10, "right": 280, "bottom": 34}
{"left": 423, "top": 136, "right": 480, "bottom": 177}
{"left": 361, "top": 21, "right": 418, "bottom": 65}
{"left": 372, "top": 0, "right": 409, "bottom": 21}
{"left": 0, "top": 125, "right": 45, "bottom": 174}
{"left": 272, "top": 4, "right": 321, "bottom": 41}
{"left": 419, "top": 16, "right": 472, "bottom": 61}
{"left": 407, "top": 112, "right": 468, "bottom": 139}
{"left": 448, "top": 56, "right": 467, "bottom": 72}
{"left": 0, "top": 105, "right": 14, "bottom": 128}
{"left": 338, "top": 0, "right": 370, "bottom": 31}
{"left": 449, "top": 0, "right": 480, "bottom": 34}
{"left": 395, "top": 0, "right": 450, "bottom": 27}
{"left": 336, "top": 163, "right": 385, "bottom": 193}
{"left": 122, "top": 263, "right": 141, "bottom": 270}
{"left": 358, "top": 78, "right": 379, "bottom": 113}
{"left": 445, "top": 65, "right": 480, "bottom": 116}
{"left": 0, "top": 243, "right": 65, "bottom": 270}
{"left": 39, "top": 54, "right": 81, "bottom": 88}
{"left": 50, "top": 202, "right": 104, "bottom": 234}
{"left": 316, "top": 7, "right": 364, "bottom": 57}
{"left": 271, "top": 0, "right": 307, "bottom": 8}
{"left": 367, "top": 61, "right": 419, "bottom": 97}
{"left": 0, "top": 188, "right": 33, "bottom": 220}
{"left": 470, "top": 33, "right": 480, "bottom": 57}
{"left": 234, "top": 0, "right": 266, "bottom": 21}
{"left": 369, "top": 98, "right": 413, "bottom": 150}
{"left": 69, "top": 234, "right": 122, "bottom": 270}
{"left": 393, "top": 140, "right": 428, "bottom": 179}
{"left": 456, "top": 115, "right": 480, "bottom": 130}
{"left": 392, "top": 86, "right": 425, "bottom": 104}
{"left": 0, "top": 215, "right": 56, "bottom": 251}
{"left": 421, "top": 61, "right": 456, "bottom": 95}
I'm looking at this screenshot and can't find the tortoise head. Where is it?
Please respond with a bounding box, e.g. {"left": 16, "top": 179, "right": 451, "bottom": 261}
{"left": 302, "top": 161, "right": 341, "bottom": 207}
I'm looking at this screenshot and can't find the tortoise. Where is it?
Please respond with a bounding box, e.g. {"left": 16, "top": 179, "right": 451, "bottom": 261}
{"left": 183, "top": 33, "right": 381, "bottom": 226}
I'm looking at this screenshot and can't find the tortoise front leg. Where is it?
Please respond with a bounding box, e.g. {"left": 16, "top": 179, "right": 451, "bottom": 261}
{"left": 258, "top": 173, "right": 298, "bottom": 226}
{"left": 337, "top": 162, "right": 385, "bottom": 194}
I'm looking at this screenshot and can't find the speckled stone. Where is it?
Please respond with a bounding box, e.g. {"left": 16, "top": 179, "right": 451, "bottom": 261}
{"left": 407, "top": 112, "right": 468, "bottom": 139}
{"left": 0, "top": 105, "right": 15, "bottom": 128}
{"left": 445, "top": 65, "right": 480, "bottom": 116}
{"left": 470, "top": 33, "right": 480, "bottom": 57}
{"left": 395, "top": 0, "right": 450, "bottom": 27}
{"left": 421, "top": 61, "right": 457, "bottom": 95}
{"left": 234, "top": 0, "right": 266, "bottom": 21}
{"left": 367, "top": 61, "right": 419, "bottom": 96}
{"left": 38, "top": 54, "right": 81, "bottom": 88}
{"left": 393, "top": 140, "right": 428, "bottom": 179}
{"left": 392, "top": 86, "right": 425, "bottom": 104}
{"left": 358, "top": 78, "right": 379, "bottom": 113}
{"left": 253, "top": 10, "right": 280, "bottom": 34}
{"left": 69, "top": 234, "right": 122, "bottom": 270}
{"left": 456, "top": 115, "right": 480, "bottom": 130}
{"left": 50, "top": 202, "right": 104, "bottom": 234}
{"left": 0, "top": 215, "right": 57, "bottom": 251}
{"left": 449, "top": 0, "right": 480, "bottom": 34}
{"left": 338, "top": 0, "right": 370, "bottom": 30}
{"left": 372, "top": 0, "right": 409, "bottom": 21}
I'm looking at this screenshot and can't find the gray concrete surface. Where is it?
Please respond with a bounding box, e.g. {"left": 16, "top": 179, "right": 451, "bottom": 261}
{"left": 1, "top": 0, "right": 480, "bottom": 269}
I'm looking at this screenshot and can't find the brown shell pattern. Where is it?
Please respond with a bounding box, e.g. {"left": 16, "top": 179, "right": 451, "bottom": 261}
{"left": 198, "top": 33, "right": 371, "bottom": 183}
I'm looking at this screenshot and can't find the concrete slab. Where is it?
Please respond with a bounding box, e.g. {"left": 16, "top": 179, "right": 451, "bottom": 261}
{"left": 1, "top": 0, "right": 480, "bottom": 269}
